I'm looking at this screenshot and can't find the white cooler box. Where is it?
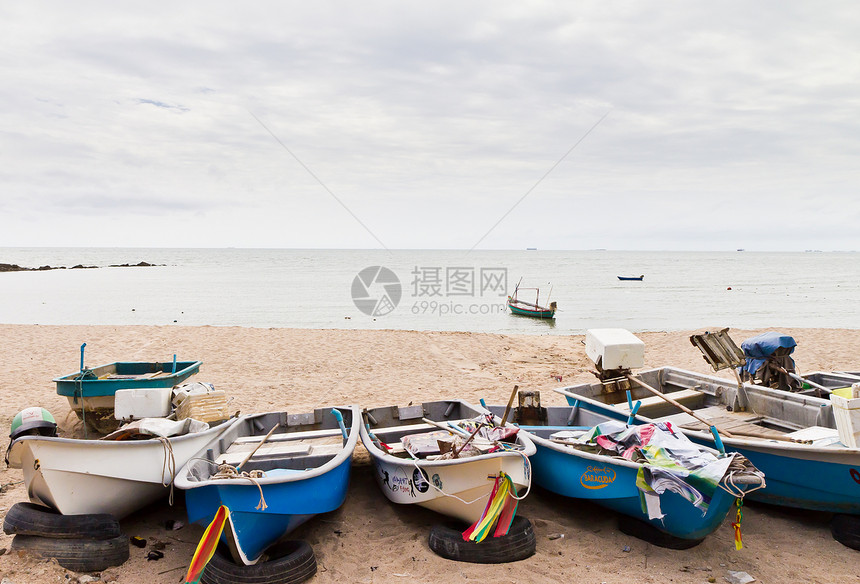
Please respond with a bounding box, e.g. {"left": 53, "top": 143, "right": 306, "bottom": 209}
{"left": 114, "top": 387, "right": 173, "bottom": 420}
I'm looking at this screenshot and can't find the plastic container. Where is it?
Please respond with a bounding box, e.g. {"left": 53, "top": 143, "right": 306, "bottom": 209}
{"left": 114, "top": 387, "right": 173, "bottom": 420}
{"left": 585, "top": 328, "right": 645, "bottom": 370}
{"left": 830, "top": 382, "right": 860, "bottom": 448}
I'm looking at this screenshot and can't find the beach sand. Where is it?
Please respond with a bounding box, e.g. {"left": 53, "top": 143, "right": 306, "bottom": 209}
{"left": 1, "top": 324, "right": 858, "bottom": 583}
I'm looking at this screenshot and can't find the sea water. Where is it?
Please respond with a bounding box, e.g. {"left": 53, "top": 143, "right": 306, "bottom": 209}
{"left": 0, "top": 248, "right": 857, "bottom": 334}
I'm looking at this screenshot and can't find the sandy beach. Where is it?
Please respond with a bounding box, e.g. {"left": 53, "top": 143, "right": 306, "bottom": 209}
{"left": 0, "top": 324, "right": 858, "bottom": 584}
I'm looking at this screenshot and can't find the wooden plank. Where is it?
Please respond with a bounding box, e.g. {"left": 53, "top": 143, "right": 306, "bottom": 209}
{"left": 217, "top": 443, "right": 343, "bottom": 466}
{"left": 232, "top": 428, "right": 344, "bottom": 444}
{"left": 657, "top": 405, "right": 790, "bottom": 440}
{"left": 617, "top": 389, "right": 702, "bottom": 413}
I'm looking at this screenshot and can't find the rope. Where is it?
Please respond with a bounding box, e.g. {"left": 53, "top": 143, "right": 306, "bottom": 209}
{"left": 717, "top": 454, "right": 766, "bottom": 498}
{"left": 157, "top": 437, "right": 177, "bottom": 506}
{"left": 211, "top": 463, "right": 268, "bottom": 510}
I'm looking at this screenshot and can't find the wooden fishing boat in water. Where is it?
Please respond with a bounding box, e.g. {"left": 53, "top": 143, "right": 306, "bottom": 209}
{"left": 617, "top": 274, "right": 644, "bottom": 281}
{"left": 359, "top": 400, "right": 535, "bottom": 526}
{"left": 483, "top": 390, "right": 765, "bottom": 548}
{"left": 506, "top": 279, "right": 556, "bottom": 319}
{"left": 555, "top": 366, "right": 860, "bottom": 515}
{"left": 175, "top": 406, "right": 360, "bottom": 565}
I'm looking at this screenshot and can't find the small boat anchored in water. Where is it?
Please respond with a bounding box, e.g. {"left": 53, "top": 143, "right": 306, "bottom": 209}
{"left": 617, "top": 274, "right": 644, "bottom": 281}
{"left": 506, "top": 279, "right": 556, "bottom": 319}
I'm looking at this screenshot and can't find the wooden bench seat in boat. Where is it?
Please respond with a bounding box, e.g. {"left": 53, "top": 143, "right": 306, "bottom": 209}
{"left": 232, "top": 428, "right": 345, "bottom": 444}
{"left": 656, "top": 405, "right": 794, "bottom": 441}
{"left": 617, "top": 388, "right": 703, "bottom": 415}
{"left": 216, "top": 442, "right": 343, "bottom": 466}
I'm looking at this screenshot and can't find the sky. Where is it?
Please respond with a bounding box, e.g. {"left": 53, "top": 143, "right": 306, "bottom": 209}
{"left": 2, "top": 2, "right": 859, "bottom": 251}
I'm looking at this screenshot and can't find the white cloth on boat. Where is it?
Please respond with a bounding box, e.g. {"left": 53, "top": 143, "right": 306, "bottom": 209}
{"left": 102, "top": 417, "right": 209, "bottom": 440}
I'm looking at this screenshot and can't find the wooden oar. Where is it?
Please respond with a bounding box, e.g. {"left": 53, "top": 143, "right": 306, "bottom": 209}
{"left": 452, "top": 423, "right": 486, "bottom": 458}
{"left": 421, "top": 417, "right": 470, "bottom": 437}
{"left": 236, "top": 424, "right": 279, "bottom": 471}
{"left": 626, "top": 376, "right": 735, "bottom": 438}
{"left": 500, "top": 385, "right": 519, "bottom": 427}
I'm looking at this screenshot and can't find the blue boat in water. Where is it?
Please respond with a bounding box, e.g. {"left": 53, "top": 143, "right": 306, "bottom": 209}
{"left": 555, "top": 367, "right": 860, "bottom": 516}
{"left": 483, "top": 392, "right": 764, "bottom": 547}
{"left": 175, "top": 406, "right": 360, "bottom": 565}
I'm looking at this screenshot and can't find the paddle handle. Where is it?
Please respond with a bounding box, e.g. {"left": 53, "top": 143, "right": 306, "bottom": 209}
{"left": 627, "top": 375, "right": 734, "bottom": 438}
{"left": 500, "top": 385, "right": 519, "bottom": 427}
{"left": 236, "top": 423, "right": 279, "bottom": 471}
{"left": 421, "top": 417, "right": 470, "bottom": 437}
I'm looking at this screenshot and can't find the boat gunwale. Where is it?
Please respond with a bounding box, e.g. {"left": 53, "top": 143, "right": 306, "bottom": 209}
{"left": 175, "top": 405, "right": 361, "bottom": 489}
{"left": 553, "top": 367, "right": 860, "bottom": 456}
{"left": 53, "top": 360, "right": 203, "bottom": 383}
{"left": 359, "top": 400, "right": 536, "bottom": 467}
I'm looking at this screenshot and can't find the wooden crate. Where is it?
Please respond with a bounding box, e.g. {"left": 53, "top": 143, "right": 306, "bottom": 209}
{"left": 174, "top": 390, "right": 229, "bottom": 423}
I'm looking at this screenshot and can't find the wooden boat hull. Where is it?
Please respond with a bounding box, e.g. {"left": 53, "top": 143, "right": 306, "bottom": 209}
{"left": 6, "top": 421, "right": 232, "bottom": 518}
{"left": 556, "top": 367, "right": 860, "bottom": 514}
{"left": 360, "top": 400, "right": 536, "bottom": 525}
{"left": 617, "top": 276, "right": 644, "bottom": 281}
{"left": 176, "top": 407, "right": 360, "bottom": 565}
{"left": 507, "top": 300, "right": 555, "bottom": 319}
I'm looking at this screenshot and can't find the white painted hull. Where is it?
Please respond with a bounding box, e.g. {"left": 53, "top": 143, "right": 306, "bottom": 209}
{"left": 361, "top": 425, "right": 534, "bottom": 524}
{"left": 8, "top": 421, "right": 233, "bottom": 517}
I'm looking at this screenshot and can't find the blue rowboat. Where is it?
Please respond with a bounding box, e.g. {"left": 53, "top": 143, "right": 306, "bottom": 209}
{"left": 555, "top": 367, "right": 860, "bottom": 515}
{"left": 617, "top": 275, "right": 644, "bottom": 281}
{"left": 175, "top": 406, "right": 360, "bottom": 565}
{"left": 482, "top": 397, "right": 764, "bottom": 546}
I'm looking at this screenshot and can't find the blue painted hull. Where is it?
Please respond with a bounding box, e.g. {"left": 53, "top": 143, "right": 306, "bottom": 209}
{"left": 561, "top": 394, "right": 860, "bottom": 515}
{"left": 526, "top": 430, "right": 740, "bottom": 540}
{"left": 176, "top": 406, "right": 360, "bottom": 564}
{"left": 184, "top": 458, "right": 353, "bottom": 562}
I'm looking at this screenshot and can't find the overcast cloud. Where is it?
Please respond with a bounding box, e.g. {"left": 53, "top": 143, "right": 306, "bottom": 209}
{"left": 2, "top": 2, "right": 858, "bottom": 250}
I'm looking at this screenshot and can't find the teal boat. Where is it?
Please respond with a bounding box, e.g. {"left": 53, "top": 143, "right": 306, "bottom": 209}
{"left": 507, "top": 279, "right": 556, "bottom": 319}
{"left": 54, "top": 344, "right": 201, "bottom": 432}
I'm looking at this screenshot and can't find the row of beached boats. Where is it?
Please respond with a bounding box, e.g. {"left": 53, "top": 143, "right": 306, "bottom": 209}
{"left": 4, "top": 331, "right": 860, "bottom": 582}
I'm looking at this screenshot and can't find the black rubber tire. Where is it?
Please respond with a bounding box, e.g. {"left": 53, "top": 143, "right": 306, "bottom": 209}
{"left": 831, "top": 514, "right": 860, "bottom": 551}
{"left": 428, "top": 515, "right": 536, "bottom": 564}
{"left": 10, "top": 533, "right": 129, "bottom": 572}
{"left": 617, "top": 515, "right": 704, "bottom": 550}
{"left": 3, "top": 502, "right": 121, "bottom": 540}
{"left": 202, "top": 540, "right": 317, "bottom": 584}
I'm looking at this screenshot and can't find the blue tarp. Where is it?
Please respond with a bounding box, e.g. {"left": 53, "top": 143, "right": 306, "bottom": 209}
{"left": 740, "top": 332, "right": 796, "bottom": 376}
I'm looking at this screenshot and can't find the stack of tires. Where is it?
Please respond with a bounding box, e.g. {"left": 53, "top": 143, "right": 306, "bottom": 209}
{"left": 3, "top": 502, "right": 129, "bottom": 572}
